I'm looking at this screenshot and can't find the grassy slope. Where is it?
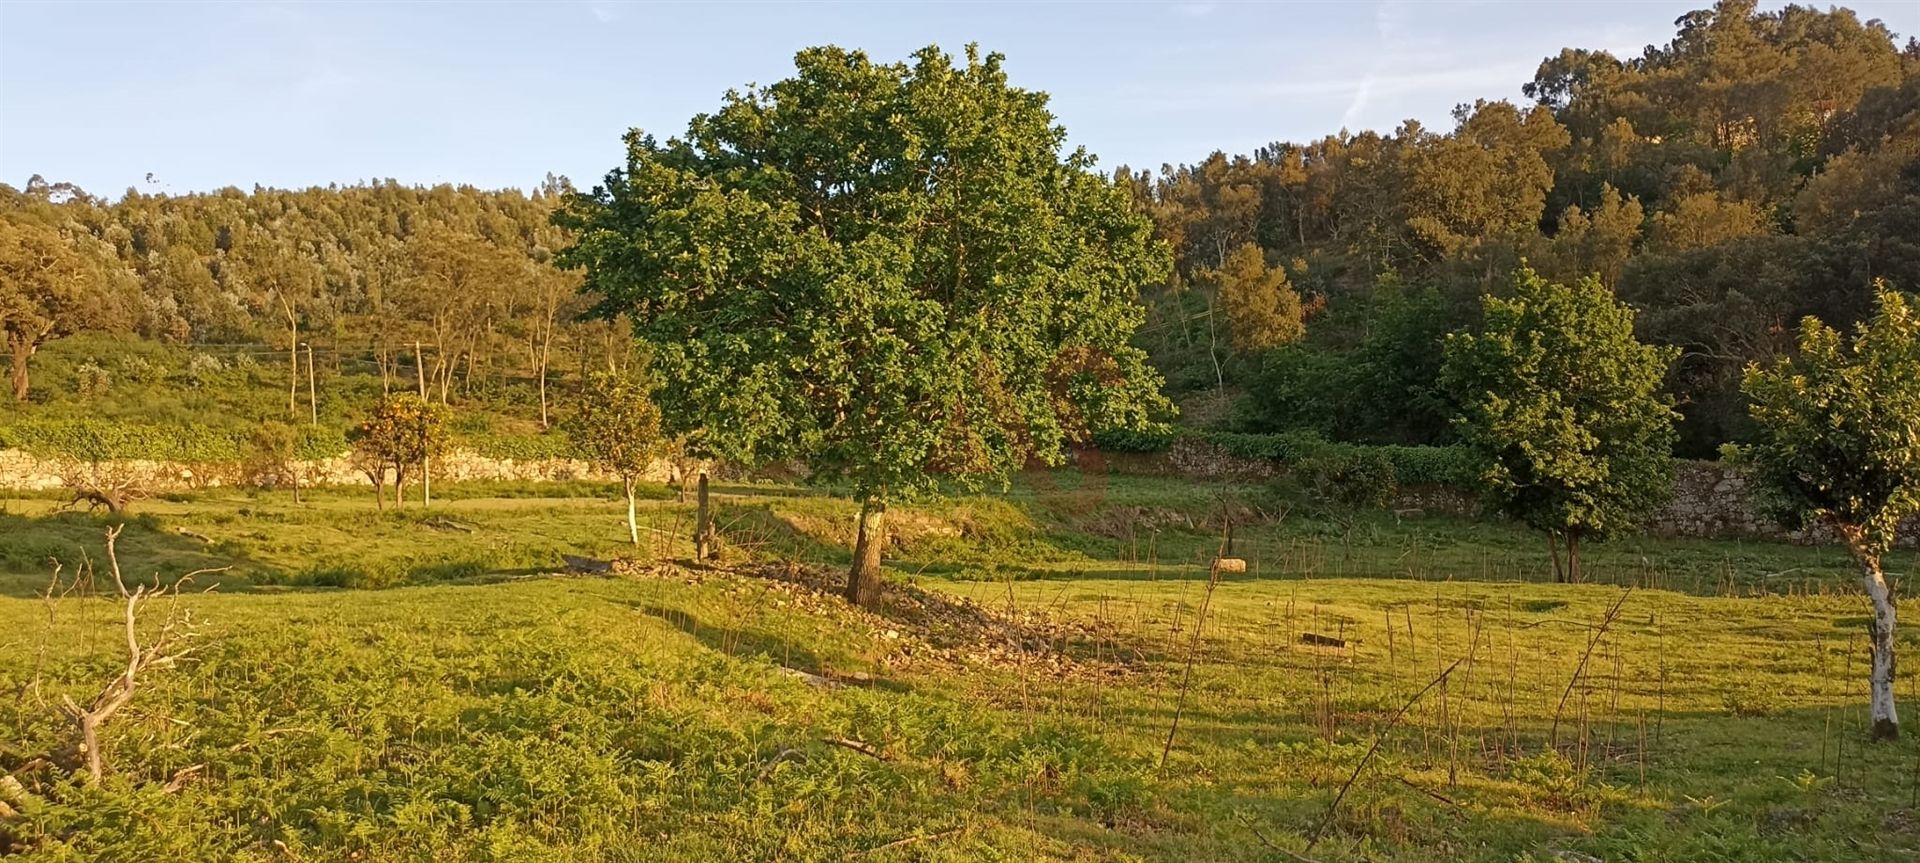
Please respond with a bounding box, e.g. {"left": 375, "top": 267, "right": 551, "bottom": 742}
{"left": 2, "top": 474, "right": 1919, "bottom": 861}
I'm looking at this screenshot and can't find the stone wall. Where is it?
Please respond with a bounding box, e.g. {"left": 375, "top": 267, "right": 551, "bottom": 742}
{"left": 1098, "top": 447, "right": 1910, "bottom": 548}
{"left": 0, "top": 447, "right": 682, "bottom": 493}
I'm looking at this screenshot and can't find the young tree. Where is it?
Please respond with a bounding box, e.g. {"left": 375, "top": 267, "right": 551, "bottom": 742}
{"left": 566, "top": 371, "right": 667, "bottom": 547}
{"left": 1202, "top": 243, "right": 1305, "bottom": 354}
{"left": 247, "top": 421, "right": 302, "bottom": 503}
{"left": 558, "top": 45, "right": 1171, "bottom": 607}
{"left": 1441, "top": 266, "right": 1679, "bottom": 582}
{"left": 1741, "top": 284, "right": 1920, "bottom": 741}
{"left": 350, "top": 395, "right": 446, "bottom": 511}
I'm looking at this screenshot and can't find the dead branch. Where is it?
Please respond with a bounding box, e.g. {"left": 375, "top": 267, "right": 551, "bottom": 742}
{"left": 1232, "top": 811, "right": 1328, "bottom": 863}
{"left": 821, "top": 738, "right": 887, "bottom": 757}
{"left": 161, "top": 763, "right": 204, "bottom": 793}
{"left": 1307, "top": 652, "right": 1468, "bottom": 851}
{"left": 56, "top": 526, "right": 216, "bottom": 782}
{"left": 753, "top": 747, "right": 809, "bottom": 784}
{"left": 1551, "top": 588, "right": 1633, "bottom": 747}
{"left": 53, "top": 459, "right": 149, "bottom": 515}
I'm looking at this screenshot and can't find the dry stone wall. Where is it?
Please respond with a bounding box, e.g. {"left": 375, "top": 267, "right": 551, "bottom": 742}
{"left": 0, "top": 447, "right": 681, "bottom": 493}
{"left": 1100, "top": 447, "right": 1916, "bottom": 548}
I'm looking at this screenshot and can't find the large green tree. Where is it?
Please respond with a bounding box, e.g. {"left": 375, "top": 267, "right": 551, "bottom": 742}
{"left": 1741, "top": 284, "right": 1920, "bottom": 741}
{"left": 1442, "top": 267, "right": 1680, "bottom": 582}
{"left": 558, "top": 44, "right": 1171, "bottom": 606}
{"left": 0, "top": 217, "right": 124, "bottom": 401}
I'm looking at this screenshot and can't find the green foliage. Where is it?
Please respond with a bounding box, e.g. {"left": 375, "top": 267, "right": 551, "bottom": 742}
{"left": 1740, "top": 284, "right": 1920, "bottom": 556}
{"left": 0, "top": 419, "right": 252, "bottom": 463}
{"left": 563, "top": 371, "right": 666, "bottom": 481}
{"left": 1442, "top": 267, "right": 1680, "bottom": 541}
{"left": 559, "top": 44, "right": 1170, "bottom": 505}
{"left": 457, "top": 431, "right": 574, "bottom": 462}
{"left": 1238, "top": 285, "right": 1458, "bottom": 446}
{"left": 351, "top": 395, "right": 447, "bottom": 476}
{"left": 1298, "top": 446, "right": 1397, "bottom": 514}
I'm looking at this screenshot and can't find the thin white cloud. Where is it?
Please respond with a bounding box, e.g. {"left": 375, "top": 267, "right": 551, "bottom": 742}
{"left": 1172, "top": 2, "right": 1216, "bottom": 18}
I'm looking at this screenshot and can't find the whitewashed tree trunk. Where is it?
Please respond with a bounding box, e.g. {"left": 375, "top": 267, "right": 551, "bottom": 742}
{"left": 1862, "top": 553, "right": 1900, "bottom": 740}
{"left": 624, "top": 477, "right": 639, "bottom": 547}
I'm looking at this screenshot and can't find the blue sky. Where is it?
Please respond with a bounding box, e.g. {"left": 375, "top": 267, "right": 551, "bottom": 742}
{"left": 4, "top": 1, "right": 1917, "bottom": 198}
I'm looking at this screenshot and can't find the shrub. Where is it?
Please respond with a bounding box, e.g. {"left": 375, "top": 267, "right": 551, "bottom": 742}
{"left": 1299, "top": 447, "right": 1398, "bottom": 513}
{"left": 74, "top": 360, "right": 111, "bottom": 398}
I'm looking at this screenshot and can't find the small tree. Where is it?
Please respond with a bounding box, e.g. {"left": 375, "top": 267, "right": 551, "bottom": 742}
{"left": 351, "top": 395, "right": 445, "bottom": 510}
{"left": 1442, "top": 267, "right": 1679, "bottom": 582}
{"left": 1298, "top": 446, "right": 1396, "bottom": 556}
{"left": 247, "top": 421, "right": 302, "bottom": 503}
{"left": 1741, "top": 284, "right": 1920, "bottom": 741}
{"left": 566, "top": 371, "right": 667, "bottom": 547}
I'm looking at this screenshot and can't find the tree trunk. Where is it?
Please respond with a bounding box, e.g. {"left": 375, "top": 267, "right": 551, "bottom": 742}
{"left": 1566, "top": 529, "right": 1583, "bottom": 585}
{"left": 537, "top": 326, "right": 553, "bottom": 429}
{"left": 1856, "top": 548, "right": 1901, "bottom": 740}
{"left": 414, "top": 341, "right": 428, "bottom": 398}
{"left": 694, "top": 471, "right": 713, "bottom": 561}
{"left": 286, "top": 317, "right": 299, "bottom": 416}
{"left": 846, "top": 498, "right": 887, "bottom": 608}
{"left": 9, "top": 336, "right": 33, "bottom": 402}
{"left": 421, "top": 455, "right": 431, "bottom": 509}
{"left": 304, "top": 343, "right": 318, "bottom": 425}
{"left": 1548, "top": 532, "right": 1566, "bottom": 583}
{"left": 624, "top": 477, "right": 639, "bottom": 547}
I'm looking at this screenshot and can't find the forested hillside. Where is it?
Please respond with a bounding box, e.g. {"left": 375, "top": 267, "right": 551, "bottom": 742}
{"left": 0, "top": 174, "right": 630, "bottom": 434}
{"left": 4, "top": 0, "right": 1919, "bottom": 458}
{"left": 1125, "top": 0, "right": 1920, "bottom": 454}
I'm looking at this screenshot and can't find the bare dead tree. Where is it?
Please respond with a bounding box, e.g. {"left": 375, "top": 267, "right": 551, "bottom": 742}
{"left": 56, "top": 525, "right": 221, "bottom": 782}
{"left": 53, "top": 458, "right": 149, "bottom": 515}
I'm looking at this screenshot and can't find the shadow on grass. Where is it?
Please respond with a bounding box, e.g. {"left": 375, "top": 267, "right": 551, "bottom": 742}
{"left": 626, "top": 600, "right": 918, "bottom": 692}
{"left": 0, "top": 509, "right": 270, "bottom": 597}
{"left": 714, "top": 502, "right": 851, "bottom": 567}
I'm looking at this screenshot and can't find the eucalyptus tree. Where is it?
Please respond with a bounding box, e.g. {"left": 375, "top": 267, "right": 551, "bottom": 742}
{"left": 559, "top": 44, "right": 1171, "bottom": 606}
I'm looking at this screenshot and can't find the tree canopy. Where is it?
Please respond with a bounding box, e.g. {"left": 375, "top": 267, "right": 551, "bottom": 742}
{"left": 1441, "top": 267, "right": 1680, "bottom": 582}
{"left": 557, "top": 44, "right": 1171, "bottom": 605}
{"left": 1741, "top": 284, "right": 1920, "bottom": 740}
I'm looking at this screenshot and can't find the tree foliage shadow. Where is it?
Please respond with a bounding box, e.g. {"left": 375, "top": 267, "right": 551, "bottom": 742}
{"left": 0, "top": 509, "right": 268, "bottom": 597}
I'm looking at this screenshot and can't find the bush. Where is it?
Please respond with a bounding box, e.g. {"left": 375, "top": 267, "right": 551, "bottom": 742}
{"left": 1090, "top": 425, "right": 1177, "bottom": 452}
{"left": 1089, "top": 426, "right": 1475, "bottom": 490}
{"left": 459, "top": 431, "right": 574, "bottom": 461}
{"left": 1299, "top": 447, "right": 1398, "bottom": 512}
{"left": 1378, "top": 445, "right": 1476, "bottom": 487}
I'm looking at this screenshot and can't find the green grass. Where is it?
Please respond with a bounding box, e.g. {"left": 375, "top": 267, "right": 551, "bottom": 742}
{"left": 2, "top": 472, "right": 1918, "bottom": 860}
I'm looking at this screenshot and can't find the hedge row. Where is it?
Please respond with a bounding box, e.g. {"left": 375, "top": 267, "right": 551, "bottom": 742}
{"left": 0, "top": 420, "right": 571, "bottom": 464}
{"left": 1093, "top": 427, "right": 1477, "bottom": 488}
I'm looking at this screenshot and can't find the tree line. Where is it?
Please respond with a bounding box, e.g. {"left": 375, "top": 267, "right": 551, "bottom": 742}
{"left": 0, "top": 174, "right": 632, "bottom": 426}
{"left": 1127, "top": 0, "right": 1920, "bottom": 456}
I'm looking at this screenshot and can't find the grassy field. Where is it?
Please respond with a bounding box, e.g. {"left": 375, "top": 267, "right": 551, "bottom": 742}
{"left": 3, "top": 473, "right": 1918, "bottom": 860}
